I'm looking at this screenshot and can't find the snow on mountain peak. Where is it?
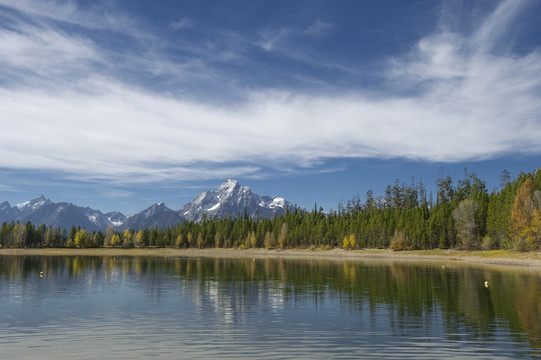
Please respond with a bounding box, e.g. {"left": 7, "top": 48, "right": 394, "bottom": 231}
{"left": 16, "top": 200, "right": 31, "bottom": 209}
{"left": 16, "top": 195, "right": 50, "bottom": 211}
{"left": 180, "top": 179, "right": 293, "bottom": 222}
{"left": 223, "top": 179, "right": 238, "bottom": 186}
{"left": 32, "top": 200, "right": 45, "bottom": 210}
{"left": 270, "top": 197, "right": 286, "bottom": 208}
{"left": 1, "top": 181, "right": 292, "bottom": 229}
{"left": 207, "top": 203, "right": 221, "bottom": 211}
{"left": 218, "top": 179, "right": 239, "bottom": 193}
{"left": 146, "top": 202, "right": 167, "bottom": 214}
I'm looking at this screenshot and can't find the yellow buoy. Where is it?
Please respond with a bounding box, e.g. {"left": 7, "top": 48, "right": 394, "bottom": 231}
{"left": 442, "top": 265, "right": 446, "bottom": 270}
{"left": 484, "top": 281, "right": 489, "bottom": 288}
{"left": 39, "top": 271, "right": 44, "bottom": 278}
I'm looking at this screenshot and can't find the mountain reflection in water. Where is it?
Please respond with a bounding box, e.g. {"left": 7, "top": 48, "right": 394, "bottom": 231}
{"left": 0, "top": 255, "right": 540, "bottom": 359}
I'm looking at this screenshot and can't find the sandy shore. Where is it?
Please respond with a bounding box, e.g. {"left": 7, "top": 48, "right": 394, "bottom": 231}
{"left": 1, "top": 247, "right": 541, "bottom": 268}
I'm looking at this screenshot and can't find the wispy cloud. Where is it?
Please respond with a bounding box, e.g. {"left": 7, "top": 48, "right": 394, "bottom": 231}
{"left": 170, "top": 17, "right": 193, "bottom": 30}
{"left": 258, "top": 26, "right": 292, "bottom": 52}
{"left": 0, "top": 0, "right": 135, "bottom": 32}
{"left": 0, "top": 0, "right": 539, "bottom": 185}
{"left": 257, "top": 19, "right": 334, "bottom": 52}
{"left": 303, "top": 20, "right": 334, "bottom": 37}
{"left": 0, "top": 183, "right": 15, "bottom": 191}
{"left": 0, "top": 24, "right": 102, "bottom": 85}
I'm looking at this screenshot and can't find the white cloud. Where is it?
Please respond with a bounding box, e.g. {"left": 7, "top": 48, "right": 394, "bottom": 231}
{"left": 0, "top": 0, "right": 539, "bottom": 184}
{"left": 258, "top": 26, "right": 292, "bottom": 52}
{"left": 0, "top": 0, "right": 135, "bottom": 32}
{"left": 0, "top": 25, "right": 101, "bottom": 80}
{"left": 258, "top": 20, "right": 334, "bottom": 52}
{"left": 170, "top": 17, "right": 193, "bottom": 30}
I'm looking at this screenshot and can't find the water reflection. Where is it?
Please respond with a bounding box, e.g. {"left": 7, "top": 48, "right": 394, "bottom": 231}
{"left": 0, "top": 255, "right": 540, "bottom": 359}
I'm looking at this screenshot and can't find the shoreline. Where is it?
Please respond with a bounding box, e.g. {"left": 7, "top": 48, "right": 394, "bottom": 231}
{"left": 1, "top": 247, "right": 541, "bottom": 268}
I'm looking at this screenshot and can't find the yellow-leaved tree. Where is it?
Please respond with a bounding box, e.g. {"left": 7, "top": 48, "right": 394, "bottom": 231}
{"left": 250, "top": 232, "right": 257, "bottom": 248}
{"left": 122, "top": 229, "right": 132, "bottom": 248}
{"left": 278, "top": 223, "right": 288, "bottom": 249}
{"left": 510, "top": 179, "right": 541, "bottom": 250}
{"left": 343, "top": 235, "right": 350, "bottom": 249}
{"left": 110, "top": 233, "right": 122, "bottom": 248}
{"left": 135, "top": 229, "right": 144, "bottom": 247}
{"left": 349, "top": 234, "right": 357, "bottom": 249}
{"left": 175, "top": 234, "right": 184, "bottom": 248}
{"left": 389, "top": 230, "right": 411, "bottom": 251}
{"left": 214, "top": 232, "right": 222, "bottom": 248}
{"left": 452, "top": 199, "right": 479, "bottom": 250}
{"left": 197, "top": 233, "right": 204, "bottom": 248}
{"left": 264, "top": 231, "right": 276, "bottom": 249}
{"left": 74, "top": 228, "right": 88, "bottom": 248}
{"left": 104, "top": 225, "right": 114, "bottom": 247}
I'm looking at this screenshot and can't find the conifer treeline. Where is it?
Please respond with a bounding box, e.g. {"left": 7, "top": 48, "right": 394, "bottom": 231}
{"left": 1, "top": 169, "right": 541, "bottom": 251}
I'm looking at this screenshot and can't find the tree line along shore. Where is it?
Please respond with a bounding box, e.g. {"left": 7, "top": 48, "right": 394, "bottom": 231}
{"left": 1, "top": 247, "right": 541, "bottom": 269}
{"left": 1, "top": 168, "right": 541, "bottom": 253}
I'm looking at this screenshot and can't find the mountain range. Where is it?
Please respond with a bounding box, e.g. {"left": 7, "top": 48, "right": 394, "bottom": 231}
{"left": 0, "top": 179, "right": 293, "bottom": 231}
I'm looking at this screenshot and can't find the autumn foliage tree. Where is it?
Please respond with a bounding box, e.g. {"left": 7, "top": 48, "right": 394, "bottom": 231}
{"left": 389, "top": 230, "right": 411, "bottom": 251}
{"left": 343, "top": 234, "right": 357, "bottom": 249}
{"left": 74, "top": 228, "right": 88, "bottom": 248}
{"left": 110, "top": 233, "right": 122, "bottom": 248}
{"left": 278, "top": 223, "right": 288, "bottom": 249}
{"left": 453, "top": 199, "right": 479, "bottom": 250}
{"left": 264, "top": 231, "right": 276, "bottom": 249}
{"left": 510, "top": 179, "right": 541, "bottom": 250}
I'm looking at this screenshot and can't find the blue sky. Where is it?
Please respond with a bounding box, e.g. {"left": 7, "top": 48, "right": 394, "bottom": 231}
{"left": 0, "top": 0, "right": 540, "bottom": 214}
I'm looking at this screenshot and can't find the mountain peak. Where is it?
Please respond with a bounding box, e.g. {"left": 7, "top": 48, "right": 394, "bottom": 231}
{"left": 16, "top": 195, "right": 51, "bottom": 211}
{"left": 1, "top": 181, "right": 292, "bottom": 230}
{"left": 124, "top": 202, "right": 183, "bottom": 229}
{"left": 180, "top": 179, "right": 293, "bottom": 222}
{"left": 218, "top": 179, "right": 240, "bottom": 193}
{"left": 153, "top": 202, "right": 166, "bottom": 209}
{"left": 144, "top": 202, "right": 168, "bottom": 213}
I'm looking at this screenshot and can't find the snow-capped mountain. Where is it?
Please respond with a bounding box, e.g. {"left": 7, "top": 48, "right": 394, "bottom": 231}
{"left": 0, "top": 201, "right": 21, "bottom": 222}
{"left": 124, "top": 202, "right": 183, "bottom": 229}
{"left": 0, "top": 195, "right": 126, "bottom": 231}
{"left": 180, "top": 179, "right": 293, "bottom": 222}
{"left": 0, "top": 180, "right": 293, "bottom": 231}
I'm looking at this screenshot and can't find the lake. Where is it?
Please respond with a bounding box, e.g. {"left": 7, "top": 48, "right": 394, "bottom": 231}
{"left": 1, "top": 255, "right": 540, "bottom": 359}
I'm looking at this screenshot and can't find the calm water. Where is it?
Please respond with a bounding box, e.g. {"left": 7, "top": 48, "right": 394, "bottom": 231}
{"left": 0, "top": 256, "right": 540, "bottom": 359}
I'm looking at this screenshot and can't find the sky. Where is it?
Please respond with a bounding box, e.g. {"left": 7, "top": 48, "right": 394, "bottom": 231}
{"left": 0, "top": 0, "right": 540, "bottom": 214}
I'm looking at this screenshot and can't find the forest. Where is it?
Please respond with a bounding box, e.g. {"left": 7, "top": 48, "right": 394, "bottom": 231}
{"left": 1, "top": 168, "right": 541, "bottom": 251}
